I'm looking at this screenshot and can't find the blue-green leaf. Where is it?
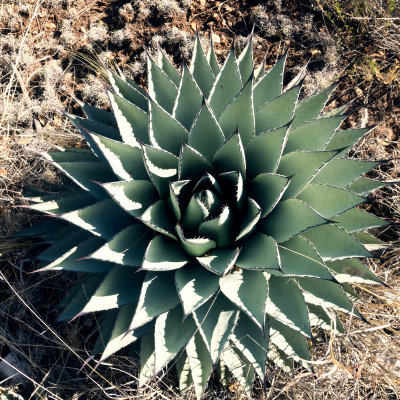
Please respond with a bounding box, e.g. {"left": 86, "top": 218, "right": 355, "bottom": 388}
{"left": 245, "top": 123, "right": 291, "bottom": 179}
{"left": 142, "top": 234, "right": 191, "bottom": 271}
{"left": 101, "top": 180, "right": 159, "bottom": 216}
{"left": 259, "top": 199, "right": 328, "bottom": 243}
{"left": 148, "top": 97, "right": 189, "bottom": 156}
{"left": 196, "top": 247, "right": 240, "bottom": 276}
{"left": 175, "top": 262, "right": 220, "bottom": 317}
{"left": 208, "top": 42, "right": 242, "bottom": 118}
{"left": 190, "top": 32, "right": 215, "bottom": 98}
{"left": 173, "top": 59, "right": 203, "bottom": 131}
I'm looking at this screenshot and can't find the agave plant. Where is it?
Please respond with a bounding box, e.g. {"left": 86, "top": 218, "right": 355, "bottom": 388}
{"left": 16, "top": 31, "right": 392, "bottom": 398}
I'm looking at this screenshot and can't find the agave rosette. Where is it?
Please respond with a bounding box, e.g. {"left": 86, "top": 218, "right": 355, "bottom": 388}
{"left": 16, "top": 32, "right": 392, "bottom": 398}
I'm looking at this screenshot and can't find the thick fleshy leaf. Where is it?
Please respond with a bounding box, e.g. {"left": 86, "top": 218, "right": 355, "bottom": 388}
{"left": 297, "top": 277, "right": 363, "bottom": 318}
{"left": 79, "top": 266, "right": 146, "bottom": 314}
{"left": 333, "top": 208, "right": 390, "bottom": 233}
{"left": 259, "top": 199, "right": 328, "bottom": 243}
{"left": 106, "top": 68, "right": 148, "bottom": 111}
{"left": 179, "top": 143, "right": 215, "bottom": 181}
{"left": 352, "top": 231, "right": 388, "bottom": 251}
{"left": 13, "top": 218, "right": 66, "bottom": 238}
{"left": 193, "top": 294, "right": 240, "bottom": 365}
{"left": 118, "top": 70, "right": 147, "bottom": 96}
{"left": 88, "top": 224, "right": 152, "bottom": 267}
{"left": 142, "top": 145, "right": 179, "bottom": 199}
{"left": 254, "top": 50, "right": 287, "bottom": 109}
{"left": 175, "top": 262, "right": 220, "bottom": 318}
{"left": 218, "top": 171, "right": 245, "bottom": 211}
{"left": 237, "top": 34, "right": 253, "bottom": 84}
{"left": 231, "top": 313, "right": 269, "bottom": 383}
{"left": 278, "top": 236, "right": 333, "bottom": 280}
{"left": 148, "top": 98, "right": 189, "bottom": 156}
{"left": 198, "top": 205, "right": 235, "bottom": 247}
{"left": 188, "top": 99, "right": 225, "bottom": 161}
{"left": 297, "top": 184, "right": 366, "bottom": 219}
{"left": 320, "top": 100, "right": 353, "bottom": 119}
{"left": 326, "top": 258, "right": 382, "bottom": 285}
{"left": 101, "top": 180, "right": 158, "bottom": 217}
{"left": 37, "top": 236, "right": 113, "bottom": 273}
{"left": 24, "top": 193, "right": 97, "bottom": 215}
{"left": 312, "top": 159, "right": 381, "bottom": 188}
{"left": 168, "top": 180, "right": 192, "bottom": 221}
{"left": 129, "top": 271, "right": 180, "bottom": 331}
{"left": 235, "top": 197, "right": 261, "bottom": 242}
{"left": 60, "top": 199, "right": 136, "bottom": 240}
{"left": 267, "top": 345, "right": 293, "bottom": 374}
{"left": 220, "top": 269, "right": 268, "bottom": 332}
{"left": 269, "top": 319, "right": 310, "bottom": 366}
{"left": 139, "top": 327, "right": 156, "bottom": 387}
{"left": 186, "top": 331, "right": 213, "bottom": 400}
{"left": 346, "top": 177, "right": 391, "bottom": 196}
{"left": 137, "top": 200, "right": 177, "bottom": 240}
{"left": 175, "top": 225, "right": 216, "bottom": 257}
{"left": 176, "top": 352, "right": 193, "bottom": 393}
{"left": 37, "top": 229, "right": 92, "bottom": 260}
{"left": 236, "top": 232, "right": 280, "bottom": 271}
{"left": 194, "top": 172, "right": 223, "bottom": 196}
{"left": 284, "top": 115, "right": 346, "bottom": 154}
{"left": 157, "top": 45, "right": 181, "bottom": 86}
{"left": 88, "top": 133, "right": 149, "bottom": 181}
{"left": 255, "top": 83, "right": 300, "bottom": 135}
{"left": 180, "top": 194, "right": 209, "bottom": 236}
{"left": 265, "top": 275, "right": 312, "bottom": 337}
{"left": 248, "top": 173, "right": 290, "bottom": 218}
{"left": 197, "top": 247, "right": 240, "bottom": 276}
{"left": 107, "top": 90, "right": 149, "bottom": 147}
{"left": 212, "top": 131, "right": 246, "bottom": 179}
{"left": 218, "top": 74, "right": 255, "bottom": 144}
{"left": 154, "top": 307, "right": 197, "bottom": 373}
{"left": 245, "top": 123, "right": 291, "bottom": 179}
{"left": 42, "top": 150, "right": 97, "bottom": 162}
{"left": 78, "top": 99, "right": 117, "bottom": 127}
{"left": 147, "top": 51, "right": 178, "bottom": 114}
{"left": 307, "top": 303, "right": 344, "bottom": 334}
{"left": 66, "top": 110, "right": 118, "bottom": 141}
{"left": 254, "top": 52, "right": 266, "bottom": 82}
{"left": 277, "top": 150, "right": 339, "bottom": 200}
{"left": 222, "top": 347, "right": 255, "bottom": 397}
{"left": 142, "top": 235, "right": 191, "bottom": 271}
{"left": 208, "top": 43, "right": 242, "bottom": 118}
{"left": 206, "top": 33, "right": 220, "bottom": 77}
{"left": 302, "top": 224, "right": 374, "bottom": 261}
{"left": 91, "top": 309, "right": 119, "bottom": 356}
{"left": 173, "top": 59, "right": 203, "bottom": 131}
{"left": 51, "top": 161, "right": 117, "bottom": 201}
{"left": 325, "top": 127, "right": 372, "bottom": 158}
{"left": 100, "top": 305, "right": 155, "bottom": 361}
{"left": 190, "top": 32, "right": 215, "bottom": 98}
{"left": 58, "top": 273, "right": 107, "bottom": 321}
{"left": 292, "top": 81, "right": 339, "bottom": 129}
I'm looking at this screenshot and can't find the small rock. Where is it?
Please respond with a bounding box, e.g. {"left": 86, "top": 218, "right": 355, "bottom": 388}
{"left": 310, "top": 49, "right": 321, "bottom": 57}
{"left": 213, "top": 12, "right": 219, "bottom": 19}
{"left": 222, "top": 19, "right": 226, "bottom": 26}
{"left": 190, "top": 21, "right": 197, "bottom": 32}
{"left": 207, "top": 21, "right": 214, "bottom": 27}
{"left": 354, "top": 87, "right": 363, "bottom": 98}
{"left": 200, "top": 0, "right": 206, "bottom": 5}
{"left": 212, "top": 33, "right": 220, "bottom": 44}
{"left": 227, "top": 21, "right": 232, "bottom": 27}
{"left": 32, "top": 30, "right": 38, "bottom": 34}
{"left": 80, "top": 26, "right": 87, "bottom": 33}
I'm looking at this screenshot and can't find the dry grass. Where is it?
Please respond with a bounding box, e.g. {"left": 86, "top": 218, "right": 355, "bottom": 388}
{"left": 1, "top": 0, "right": 400, "bottom": 398}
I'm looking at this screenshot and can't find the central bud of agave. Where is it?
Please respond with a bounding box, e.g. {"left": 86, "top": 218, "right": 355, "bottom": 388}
{"left": 19, "top": 30, "right": 389, "bottom": 399}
